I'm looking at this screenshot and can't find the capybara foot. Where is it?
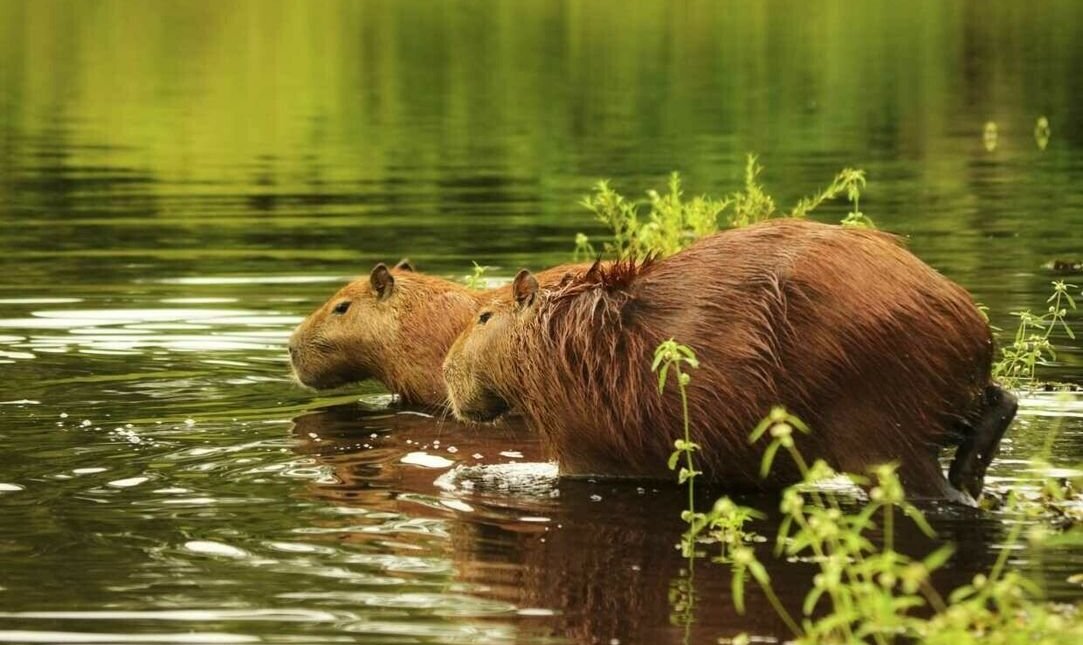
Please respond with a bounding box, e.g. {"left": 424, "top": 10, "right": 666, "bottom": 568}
{"left": 948, "top": 385, "right": 1018, "bottom": 500}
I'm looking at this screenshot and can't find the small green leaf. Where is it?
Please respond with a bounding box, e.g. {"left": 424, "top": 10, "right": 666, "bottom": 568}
{"left": 678, "top": 467, "right": 700, "bottom": 484}
{"left": 902, "top": 504, "right": 936, "bottom": 538}
{"left": 803, "top": 585, "right": 825, "bottom": 616}
{"left": 732, "top": 567, "right": 747, "bottom": 614}
{"left": 922, "top": 544, "right": 955, "bottom": 572}
{"left": 947, "top": 585, "right": 975, "bottom": 604}
{"left": 749, "top": 417, "right": 772, "bottom": 442}
{"left": 760, "top": 441, "right": 781, "bottom": 478}
{"left": 775, "top": 516, "right": 793, "bottom": 557}
{"left": 667, "top": 450, "right": 681, "bottom": 471}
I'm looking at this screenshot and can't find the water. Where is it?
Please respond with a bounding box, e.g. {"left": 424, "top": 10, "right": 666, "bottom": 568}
{"left": 1, "top": 1, "right": 1082, "bottom": 642}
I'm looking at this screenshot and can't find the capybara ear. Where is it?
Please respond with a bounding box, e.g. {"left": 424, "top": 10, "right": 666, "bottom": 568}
{"left": 370, "top": 263, "right": 395, "bottom": 299}
{"left": 394, "top": 258, "right": 415, "bottom": 272}
{"left": 513, "top": 269, "right": 539, "bottom": 308}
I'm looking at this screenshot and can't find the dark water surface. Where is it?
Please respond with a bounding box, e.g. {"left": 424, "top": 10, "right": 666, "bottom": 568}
{"left": 2, "top": 1, "right": 1083, "bottom": 643}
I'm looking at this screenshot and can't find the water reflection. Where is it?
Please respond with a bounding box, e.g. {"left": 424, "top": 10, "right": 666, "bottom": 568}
{"left": 285, "top": 401, "right": 1083, "bottom": 643}
{"left": 0, "top": 306, "right": 298, "bottom": 357}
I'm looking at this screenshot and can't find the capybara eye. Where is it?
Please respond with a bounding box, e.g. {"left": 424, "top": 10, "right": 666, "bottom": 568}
{"left": 332, "top": 301, "right": 351, "bottom": 315}
{"left": 478, "top": 311, "right": 492, "bottom": 325}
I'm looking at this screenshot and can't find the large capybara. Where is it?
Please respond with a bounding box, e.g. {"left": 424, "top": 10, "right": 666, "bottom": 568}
{"left": 443, "top": 219, "right": 1018, "bottom": 501}
{"left": 289, "top": 260, "right": 593, "bottom": 408}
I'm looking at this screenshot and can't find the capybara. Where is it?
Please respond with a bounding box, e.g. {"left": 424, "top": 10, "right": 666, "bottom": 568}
{"left": 443, "top": 219, "right": 1017, "bottom": 501}
{"left": 289, "top": 260, "right": 593, "bottom": 408}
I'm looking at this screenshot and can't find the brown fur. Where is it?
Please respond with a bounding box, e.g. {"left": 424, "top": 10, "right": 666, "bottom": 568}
{"left": 289, "top": 262, "right": 594, "bottom": 407}
{"left": 443, "top": 219, "right": 997, "bottom": 497}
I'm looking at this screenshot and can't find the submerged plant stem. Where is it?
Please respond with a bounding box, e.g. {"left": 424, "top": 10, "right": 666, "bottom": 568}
{"left": 677, "top": 363, "right": 695, "bottom": 544}
{"left": 760, "top": 580, "right": 802, "bottom": 637}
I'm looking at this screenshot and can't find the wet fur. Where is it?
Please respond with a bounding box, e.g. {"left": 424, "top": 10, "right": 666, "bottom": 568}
{"left": 445, "top": 219, "right": 1000, "bottom": 497}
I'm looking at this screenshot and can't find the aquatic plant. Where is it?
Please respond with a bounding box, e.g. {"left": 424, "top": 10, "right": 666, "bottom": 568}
{"left": 655, "top": 340, "right": 1082, "bottom": 642}
{"left": 575, "top": 156, "right": 872, "bottom": 260}
{"left": 717, "top": 409, "right": 1080, "bottom": 643}
{"left": 653, "top": 339, "right": 703, "bottom": 557}
{"left": 720, "top": 413, "right": 953, "bottom": 642}
{"left": 992, "top": 280, "right": 1077, "bottom": 387}
{"left": 577, "top": 173, "right": 730, "bottom": 260}
{"left": 727, "top": 155, "right": 776, "bottom": 228}
{"left": 710, "top": 407, "right": 1083, "bottom": 643}
{"left": 464, "top": 261, "right": 492, "bottom": 290}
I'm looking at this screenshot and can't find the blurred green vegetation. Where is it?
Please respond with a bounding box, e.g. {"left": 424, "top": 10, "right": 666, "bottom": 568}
{"left": 2, "top": 0, "right": 1081, "bottom": 199}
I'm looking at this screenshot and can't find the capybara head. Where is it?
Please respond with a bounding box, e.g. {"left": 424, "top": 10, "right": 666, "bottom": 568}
{"left": 290, "top": 260, "right": 483, "bottom": 405}
{"left": 444, "top": 269, "right": 542, "bottom": 422}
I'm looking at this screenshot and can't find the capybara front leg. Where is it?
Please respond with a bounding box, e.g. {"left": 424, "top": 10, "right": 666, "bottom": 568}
{"left": 948, "top": 385, "right": 1018, "bottom": 500}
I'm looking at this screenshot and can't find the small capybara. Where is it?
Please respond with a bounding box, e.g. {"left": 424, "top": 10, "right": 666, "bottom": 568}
{"left": 443, "top": 219, "right": 1017, "bottom": 501}
{"left": 289, "top": 260, "right": 593, "bottom": 408}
